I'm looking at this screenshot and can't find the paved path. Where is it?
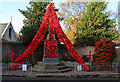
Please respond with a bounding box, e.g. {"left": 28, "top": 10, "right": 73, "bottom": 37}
{"left": 2, "top": 76, "right": 119, "bottom": 81}
{"left": 2, "top": 70, "right": 120, "bottom": 76}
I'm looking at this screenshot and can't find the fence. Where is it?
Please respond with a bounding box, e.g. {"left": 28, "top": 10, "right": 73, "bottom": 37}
{"left": 2, "top": 63, "right": 32, "bottom": 75}
{"left": 2, "top": 62, "right": 119, "bottom": 75}
{"left": 65, "top": 61, "right": 119, "bottom": 73}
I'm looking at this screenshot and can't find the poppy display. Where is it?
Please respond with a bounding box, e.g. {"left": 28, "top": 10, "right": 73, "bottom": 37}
{"left": 10, "top": 3, "right": 89, "bottom": 71}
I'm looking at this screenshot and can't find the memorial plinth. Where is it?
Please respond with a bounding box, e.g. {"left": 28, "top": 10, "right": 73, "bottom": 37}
{"left": 32, "top": 61, "right": 72, "bottom": 73}
{"left": 43, "top": 34, "right": 59, "bottom": 63}
{"left": 43, "top": 58, "right": 59, "bottom": 63}
{"left": 32, "top": 34, "right": 72, "bottom": 73}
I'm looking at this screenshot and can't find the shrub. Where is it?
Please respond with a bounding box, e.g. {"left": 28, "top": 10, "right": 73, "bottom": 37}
{"left": 92, "top": 39, "right": 117, "bottom": 70}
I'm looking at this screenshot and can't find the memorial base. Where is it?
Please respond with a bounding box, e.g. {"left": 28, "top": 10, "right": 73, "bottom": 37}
{"left": 43, "top": 58, "right": 59, "bottom": 63}
{"left": 32, "top": 61, "right": 72, "bottom": 73}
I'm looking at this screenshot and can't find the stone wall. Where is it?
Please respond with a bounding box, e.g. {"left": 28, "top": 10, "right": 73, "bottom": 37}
{"left": 58, "top": 44, "right": 120, "bottom": 63}
{"left": 115, "top": 46, "right": 120, "bottom": 62}
{"left": 2, "top": 41, "right": 44, "bottom": 65}
{"left": 58, "top": 44, "right": 95, "bottom": 58}
{"left": 115, "top": 46, "right": 120, "bottom": 72}
{"left": 2, "top": 41, "right": 120, "bottom": 65}
{"left": 2, "top": 41, "right": 28, "bottom": 62}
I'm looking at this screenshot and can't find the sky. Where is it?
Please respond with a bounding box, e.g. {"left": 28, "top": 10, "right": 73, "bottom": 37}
{"left": 0, "top": 0, "right": 119, "bottom": 34}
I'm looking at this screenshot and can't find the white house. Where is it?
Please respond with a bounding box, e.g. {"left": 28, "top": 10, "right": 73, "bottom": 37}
{"left": 0, "top": 22, "right": 17, "bottom": 42}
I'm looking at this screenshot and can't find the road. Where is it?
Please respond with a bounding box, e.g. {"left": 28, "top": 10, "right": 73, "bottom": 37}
{"left": 1, "top": 76, "right": 120, "bottom": 82}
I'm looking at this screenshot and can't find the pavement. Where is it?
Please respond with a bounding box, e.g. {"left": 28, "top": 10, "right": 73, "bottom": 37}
{"left": 1, "top": 70, "right": 120, "bottom": 82}
{"left": 1, "top": 69, "right": 120, "bottom": 78}
{"left": 2, "top": 76, "right": 119, "bottom": 80}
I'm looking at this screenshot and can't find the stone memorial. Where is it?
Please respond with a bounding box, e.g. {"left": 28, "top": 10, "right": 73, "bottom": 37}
{"left": 43, "top": 34, "right": 59, "bottom": 63}
{"left": 10, "top": 2, "right": 89, "bottom": 72}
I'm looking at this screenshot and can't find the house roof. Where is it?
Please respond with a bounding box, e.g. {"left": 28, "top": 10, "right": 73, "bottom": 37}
{"left": 0, "top": 22, "right": 10, "bottom": 39}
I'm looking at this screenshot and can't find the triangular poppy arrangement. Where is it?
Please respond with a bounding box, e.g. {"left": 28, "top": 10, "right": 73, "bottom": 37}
{"left": 10, "top": 3, "right": 89, "bottom": 71}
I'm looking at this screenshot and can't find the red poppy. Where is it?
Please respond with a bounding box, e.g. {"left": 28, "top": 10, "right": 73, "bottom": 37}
{"left": 7, "top": 55, "right": 9, "bottom": 58}
{"left": 64, "top": 54, "right": 67, "bottom": 57}
{"left": 106, "top": 39, "right": 109, "bottom": 42}
{"left": 94, "top": 39, "right": 116, "bottom": 70}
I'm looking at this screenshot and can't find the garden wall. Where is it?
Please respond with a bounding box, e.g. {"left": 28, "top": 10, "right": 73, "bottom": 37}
{"left": 2, "top": 41, "right": 44, "bottom": 64}
{"left": 58, "top": 44, "right": 95, "bottom": 58}
{"left": 116, "top": 46, "right": 120, "bottom": 62}
{"left": 2, "top": 41, "right": 28, "bottom": 61}
{"left": 58, "top": 45, "right": 120, "bottom": 62}
{"left": 2, "top": 41, "right": 120, "bottom": 65}
{"left": 115, "top": 45, "right": 120, "bottom": 72}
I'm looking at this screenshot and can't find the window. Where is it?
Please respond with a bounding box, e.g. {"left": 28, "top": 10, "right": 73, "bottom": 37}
{"left": 9, "top": 28, "right": 11, "bottom": 39}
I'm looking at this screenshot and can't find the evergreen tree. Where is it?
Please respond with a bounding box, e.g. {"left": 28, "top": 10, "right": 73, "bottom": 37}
{"left": 75, "top": 2, "right": 119, "bottom": 46}
{"left": 18, "top": 2, "right": 49, "bottom": 44}
{"left": 18, "top": 2, "right": 61, "bottom": 45}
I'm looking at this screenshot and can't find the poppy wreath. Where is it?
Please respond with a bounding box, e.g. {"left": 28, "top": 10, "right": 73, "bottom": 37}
{"left": 93, "top": 39, "right": 116, "bottom": 70}
{"left": 10, "top": 3, "right": 89, "bottom": 71}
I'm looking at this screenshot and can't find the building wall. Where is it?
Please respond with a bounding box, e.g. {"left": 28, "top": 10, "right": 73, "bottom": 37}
{"left": 2, "top": 23, "right": 17, "bottom": 42}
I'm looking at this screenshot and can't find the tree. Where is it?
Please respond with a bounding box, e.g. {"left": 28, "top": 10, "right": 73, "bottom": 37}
{"left": 15, "top": 32, "right": 19, "bottom": 41}
{"left": 58, "top": 2, "right": 88, "bottom": 44}
{"left": 18, "top": 2, "right": 49, "bottom": 44}
{"left": 75, "top": 2, "right": 119, "bottom": 46}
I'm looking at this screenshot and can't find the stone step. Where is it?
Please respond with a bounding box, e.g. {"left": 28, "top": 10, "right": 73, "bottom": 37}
{"left": 34, "top": 66, "right": 68, "bottom": 70}
{"left": 58, "top": 66, "right": 69, "bottom": 70}
{"left": 57, "top": 63, "right": 65, "bottom": 66}
{"left": 32, "top": 68, "right": 72, "bottom": 73}
{"left": 33, "top": 65, "right": 44, "bottom": 69}
{"left": 45, "top": 65, "right": 68, "bottom": 69}
{"left": 45, "top": 68, "right": 72, "bottom": 73}
{"left": 33, "top": 66, "right": 45, "bottom": 70}
{"left": 44, "top": 65, "right": 69, "bottom": 70}
{"left": 32, "top": 62, "right": 72, "bottom": 73}
{"left": 37, "top": 62, "right": 65, "bottom": 66}
{"left": 37, "top": 62, "right": 46, "bottom": 66}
